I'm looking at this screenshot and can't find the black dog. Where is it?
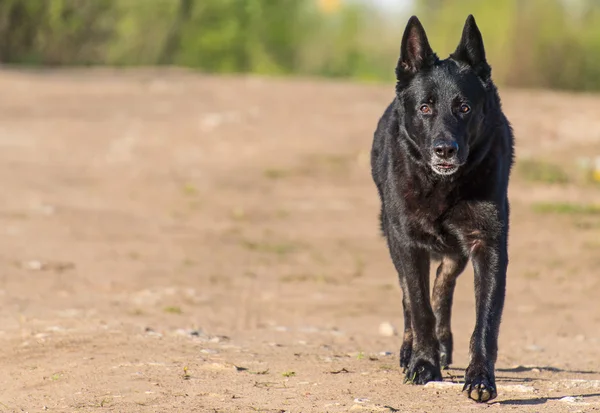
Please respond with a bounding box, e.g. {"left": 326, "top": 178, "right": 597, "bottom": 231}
{"left": 370, "top": 15, "right": 514, "bottom": 402}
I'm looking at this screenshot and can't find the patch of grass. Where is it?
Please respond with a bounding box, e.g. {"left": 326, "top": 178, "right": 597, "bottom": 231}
{"left": 242, "top": 240, "right": 301, "bottom": 256}
{"left": 307, "top": 153, "right": 353, "bottom": 172}
{"left": 182, "top": 184, "right": 198, "bottom": 196}
{"left": 532, "top": 202, "right": 600, "bottom": 215}
{"left": 279, "top": 273, "right": 338, "bottom": 284}
{"left": 517, "top": 159, "right": 570, "bottom": 184}
{"left": 279, "top": 274, "right": 312, "bottom": 283}
{"left": 209, "top": 274, "right": 231, "bottom": 286}
{"left": 310, "top": 250, "right": 329, "bottom": 265}
{"left": 230, "top": 207, "right": 246, "bottom": 221}
{"left": 164, "top": 306, "right": 183, "bottom": 315}
{"left": 282, "top": 371, "right": 296, "bottom": 377}
{"left": 50, "top": 373, "right": 62, "bottom": 381}
{"left": 356, "top": 352, "right": 365, "bottom": 360}
{"left": 352, "top": 256, "right": 365, "bottom": 278}
{"left": 404, "top": 371, "right": 418, "bottom": 384}
{"left": 263, "top": 168, "right": 292, "bottom": 180}
{"left": 4, "top": 211, "right": 29, "bottom": 220}
{"left": 523, "top": 271, "right": 540, "bottom": 280}
{"left": 583, "top": 241, "right": 600, "bottom": 250}
{"left": 98, "top": 398, "right": 111, "bottom": 407}
{"left": 182, "top": 258, "right": 195, "bottom": 268}
{"left": 275, "top": 209, "right": 290, "bottom": 219}
{"left": 574, "top": 220, "right": 600, "bottom": 230}
{"left": 182, "top": 366, "right": 191, "bottom": 380}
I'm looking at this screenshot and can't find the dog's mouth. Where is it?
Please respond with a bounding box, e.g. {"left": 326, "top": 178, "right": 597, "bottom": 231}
{"left": 432, "top": 162, "right": 460, "bottom": 175}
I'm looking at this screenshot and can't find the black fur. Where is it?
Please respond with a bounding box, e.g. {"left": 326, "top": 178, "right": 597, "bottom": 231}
{"left": 371, "top": 15, "right": 514, "bottom": 403}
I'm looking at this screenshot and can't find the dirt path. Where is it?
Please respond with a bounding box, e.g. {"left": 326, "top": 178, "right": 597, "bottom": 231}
{"left": 0, "top": 69, "right": 599, "bottom": 412}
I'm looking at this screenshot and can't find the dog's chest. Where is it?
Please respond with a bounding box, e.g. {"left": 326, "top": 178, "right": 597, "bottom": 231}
{"left": 400, "top": 186, "right": 458, "bottom": 251}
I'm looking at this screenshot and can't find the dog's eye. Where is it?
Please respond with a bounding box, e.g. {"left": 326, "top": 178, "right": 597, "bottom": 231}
{"left": 419, "top": 104, "right": 431, "bottom": 114}
{"left": 459, "top": 103, "right": 471, "bottom": 114}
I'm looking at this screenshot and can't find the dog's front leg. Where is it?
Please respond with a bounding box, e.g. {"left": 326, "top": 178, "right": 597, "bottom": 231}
{"left": 463, "top": 209, "right": 508, "bottom": 403}
{"left": 387, "top": 235, "right": 442, "bottom": 384}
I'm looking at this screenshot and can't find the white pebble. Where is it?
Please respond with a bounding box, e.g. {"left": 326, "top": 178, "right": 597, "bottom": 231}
{"left": 559, "top": 396, "right": 585, "bottom": 404}
{"left": 378, "top": 322, "right": 397, "bottom": 337}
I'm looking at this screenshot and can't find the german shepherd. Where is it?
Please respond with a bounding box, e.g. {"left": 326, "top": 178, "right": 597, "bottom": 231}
{"left": 370, "top": 15, "right": 514, "bottom": 402}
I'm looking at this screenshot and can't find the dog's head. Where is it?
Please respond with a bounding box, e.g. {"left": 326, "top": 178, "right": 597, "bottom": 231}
{"left": 395, "top": 15, "right": 492, "bottom": 176}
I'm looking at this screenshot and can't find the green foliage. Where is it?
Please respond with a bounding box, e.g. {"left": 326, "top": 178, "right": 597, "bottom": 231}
{"left": 532, "top": 202, "right": 600, "bottom": 215}
{"left": 517, "top": 159, "right": 570, "bottom": 184}
{"left": 414, "top": 0, "right": 600, "bottom": 90}
{"left": 1, "top": 0, "right": 600, "bottom": 90}
{"left": 0, "top": 0, "right": 116, "bottom": 65}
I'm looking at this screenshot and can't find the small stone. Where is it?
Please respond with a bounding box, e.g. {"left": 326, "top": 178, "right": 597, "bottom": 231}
{"left": 525, "top": 344, "right": 544, "bottom": 352}
{"left": 379, "top": 351, "right": 393, "bottom": 356}
{"left": 354, "top": 398, "right": 370, "bottom": 403}
{"left": 298, "top": 326, "right": 319, "bottom": 333}
{"left": 25, "top": 260, "right": 43, "bottom": 270}
{"left": 144, "top": 327, "right": 163, "bottom": 338}
{"left": 559, "top": 396, "right": 585, "bottom": 404}
{"left": 378, "top": 322, "right": 397, "bottom": 337}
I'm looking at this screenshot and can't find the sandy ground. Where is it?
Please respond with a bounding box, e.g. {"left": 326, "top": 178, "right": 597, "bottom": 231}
{"left": 0, "top": 69, "right": 599, "bottom": 412}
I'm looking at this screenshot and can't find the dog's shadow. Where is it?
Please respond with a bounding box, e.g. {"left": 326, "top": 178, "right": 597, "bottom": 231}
{"left": 447, "top": 365, "right": 600, "bottom": 384}
{"left": 495, "top": 365, "right": 600, "bottom": 383}
{"left": 447, "top": 366, "right": 600, "bottom": 406}
{"left": 496, "top": 365, "right": 600, "bottom": 375}
{"left": 498, "top": 393, "right": 600, "bottom": 406}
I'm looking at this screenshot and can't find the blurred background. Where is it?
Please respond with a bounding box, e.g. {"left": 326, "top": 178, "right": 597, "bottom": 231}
{"left": 1, "top": 0, "right": 600, "bottom": 90}
{"left": 0, "top": 1, "right": 600, "bottom": 411}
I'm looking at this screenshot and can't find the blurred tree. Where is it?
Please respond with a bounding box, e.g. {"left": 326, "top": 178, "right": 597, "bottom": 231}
{"left": 0, "top": 0, "right": 115, "bottom": 65}
{"left": 0, "top": 0, "right": 599, "bottom": 90}
{"left": 0, "top": 1, "right": 44, "bottom": 63}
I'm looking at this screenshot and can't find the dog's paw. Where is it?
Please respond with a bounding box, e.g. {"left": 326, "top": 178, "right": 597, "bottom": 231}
{"left": 399, "top": 341, "right": 413, "bottom": 372}
{"left": 403, "top": 357, "right": 442, "bottom": 385}
{"left": 438, "top": 336, "right": 452, "bottom": 370}
{"left": 463, "top": 366, "right": 497, "bottom": 403}
{"left": 439, "top": 351, "right": 451, "bottom": 370}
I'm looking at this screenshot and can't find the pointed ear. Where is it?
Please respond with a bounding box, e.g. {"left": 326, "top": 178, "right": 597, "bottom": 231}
{"left": 396, "top": 16, "right": 436, "bottom": 82}
{"left": 451, "top": 15, "right": 491, "bottom": 81}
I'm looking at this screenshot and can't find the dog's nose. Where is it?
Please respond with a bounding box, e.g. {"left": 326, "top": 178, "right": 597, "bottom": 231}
{"left": 433, "top": 141, "right": 459, "bottom": 159}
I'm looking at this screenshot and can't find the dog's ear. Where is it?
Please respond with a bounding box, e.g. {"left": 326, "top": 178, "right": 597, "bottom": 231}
{"left": 396, "top": 16, "right": 435, "bottom": 82}
{"left": 451, "top": 15, "right": 491, "bottom": 81}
